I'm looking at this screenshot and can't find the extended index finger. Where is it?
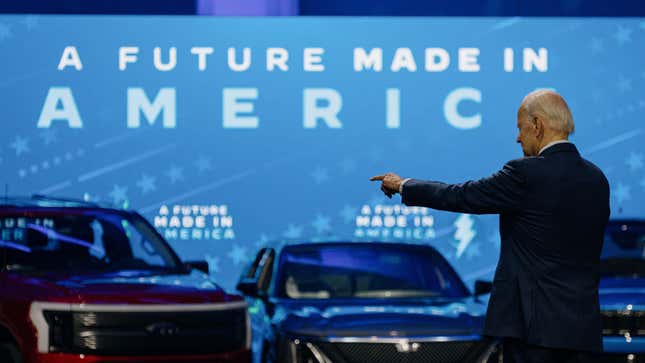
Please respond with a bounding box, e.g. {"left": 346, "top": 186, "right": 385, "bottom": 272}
{"left": 370, "top": 175, "right": 385, "bottom": 181}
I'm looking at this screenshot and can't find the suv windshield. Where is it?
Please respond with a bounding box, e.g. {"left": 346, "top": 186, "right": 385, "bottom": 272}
{"left": 0, "top": 210, "right": 181, "bottom": 273}
{"left": 600, "top": 221, "right": 645, "bottom": 278}
{"left": 277, "top": 244, "right": 469, "bottom": 299}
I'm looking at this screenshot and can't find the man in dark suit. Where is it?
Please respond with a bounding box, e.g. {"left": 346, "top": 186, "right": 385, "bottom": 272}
{"left": 371, "top": 90, "right": 610, "bottom": 363}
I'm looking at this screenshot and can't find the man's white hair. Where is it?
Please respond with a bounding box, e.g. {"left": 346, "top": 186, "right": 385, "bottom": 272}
{"left": 521, "top": 89, "right": 575, "bottom": 135}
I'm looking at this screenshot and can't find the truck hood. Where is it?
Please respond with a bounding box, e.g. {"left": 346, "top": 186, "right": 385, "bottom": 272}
{"left": 8, "top": 269, "right": 239, "bottom": 304}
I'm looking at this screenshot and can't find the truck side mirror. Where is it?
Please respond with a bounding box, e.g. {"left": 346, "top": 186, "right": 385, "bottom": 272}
{"left": 184, "top": 260, "right": 209, "bottom": 274}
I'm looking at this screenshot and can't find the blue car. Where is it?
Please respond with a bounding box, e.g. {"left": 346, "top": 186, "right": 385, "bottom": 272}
{"left": 237, "top": 242, "right": 499, "bottom": 363}
{"left": 599, "top": 220, "right": 645, "bottom": 362}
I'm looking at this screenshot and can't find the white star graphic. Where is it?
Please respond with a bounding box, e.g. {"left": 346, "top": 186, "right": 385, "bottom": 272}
{"left": 194, "top": 155, "right": 212, "bottom": 173}
{"left": 108, "top": 184, "right": 128, "bottom": 205}
{"left": 311, "top": 166, "right": 329, "bottom": 184}
{"left": 255, "top": 234, "right": 270, "bottom": 248}
{"left": 626, "top": 152, "right": 643, "bottom": 171}
{"left": 165, "top": 165, "right": 184, "bottom": 184}
{"left": 136, "top": 174, "right": 157, "bottom": 194}
{"left": 339, "top": 205, "right": 357, "bottom": 224}
{"left": 311, "top": 214, "right": 331, "bottom": 234}
{"left": 39, "top": 130, "right": 57, "bottom": 146}
{"left": 227, "top": 244, "right": 248, "bottom": 266}
{"left": 10, "top": 136, "right": 30, "bottom": 156}
{"left": 283, "top": 224, "right": 303, "bottom": 239}
{"left": 614, "top": 25, "right": 632, "bottom": 45}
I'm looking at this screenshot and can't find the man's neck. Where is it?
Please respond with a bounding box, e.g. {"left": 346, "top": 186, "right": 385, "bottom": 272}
{"left": 538, "top": 139, "right": 569, "bottom": 155}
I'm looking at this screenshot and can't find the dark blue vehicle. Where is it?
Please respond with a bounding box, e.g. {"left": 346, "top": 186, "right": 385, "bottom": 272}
{"left": 237, "top": 242, "right": 499, "bottom": 363}
{"left": 599, "top": 220, "right": 645, "bottom": 362}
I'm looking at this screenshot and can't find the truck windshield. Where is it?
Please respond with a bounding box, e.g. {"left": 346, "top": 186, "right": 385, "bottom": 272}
{"left": 277, "top": 244, "right": 470, "bottom": 299}
{"left": 0, "top": 210, "right": 181, "bottom": 273}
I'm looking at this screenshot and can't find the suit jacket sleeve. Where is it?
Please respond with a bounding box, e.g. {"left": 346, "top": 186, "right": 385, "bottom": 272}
{"left": 401, "top": 159, "right": 527, "bottom": 214}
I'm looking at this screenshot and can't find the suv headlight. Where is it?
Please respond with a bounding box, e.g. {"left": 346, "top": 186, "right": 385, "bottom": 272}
{"left": 287, "top": 339, "right": 332, "bottom": 363}
{"left": 476, "top": 339, "right": 502, "bottom": 363}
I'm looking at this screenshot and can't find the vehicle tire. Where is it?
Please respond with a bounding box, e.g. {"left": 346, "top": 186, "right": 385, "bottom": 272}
{"left": 0, "top": 342, "right": 22, "bottom": 363}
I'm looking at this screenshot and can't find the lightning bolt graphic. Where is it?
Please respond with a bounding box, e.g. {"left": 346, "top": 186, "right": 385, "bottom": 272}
{"left": 454, "top": 214, "right": 476, "bottom": 259}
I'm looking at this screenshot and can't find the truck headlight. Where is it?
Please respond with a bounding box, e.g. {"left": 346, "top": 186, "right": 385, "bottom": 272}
{"left": 42, "top": 311, "right": 73, "bottom": 352}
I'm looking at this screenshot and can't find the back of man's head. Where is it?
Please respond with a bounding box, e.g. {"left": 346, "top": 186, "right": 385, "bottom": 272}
{"left": 521, "top": 90, "right": 575, "bottom": 136}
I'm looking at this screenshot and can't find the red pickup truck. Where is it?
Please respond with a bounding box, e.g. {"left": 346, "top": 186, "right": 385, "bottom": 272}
{"left": 0, "top": 196, "right": 251, "bottom": 363}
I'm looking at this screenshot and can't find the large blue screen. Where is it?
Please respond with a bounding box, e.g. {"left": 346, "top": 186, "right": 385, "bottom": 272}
{"left": 1, "top": 15, "right": 643, "bottom": 290}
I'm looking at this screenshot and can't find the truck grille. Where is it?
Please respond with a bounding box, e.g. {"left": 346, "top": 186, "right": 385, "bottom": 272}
{"left": 601, "top": 310, "right": 645, "bottom": 336}
{"left": 48, "top": 308, "right": 247, "bottom": 355}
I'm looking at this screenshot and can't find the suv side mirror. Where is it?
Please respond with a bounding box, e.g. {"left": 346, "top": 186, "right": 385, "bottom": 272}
{"left": 237, "top": 279, "right": 260, "bottom": 297}
{"left": 185, "top": 260, "right": 209, "bottom": 274}
{"left": 474, "top": 280, "right": 493, "bottom": 296}
{"left": 236, "top": 248, "right": 275, "bottom": 298}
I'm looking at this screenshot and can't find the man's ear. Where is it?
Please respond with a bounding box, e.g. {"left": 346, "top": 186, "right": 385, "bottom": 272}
{"left": 534, "top": 117, "right": 545, "bottom": 137}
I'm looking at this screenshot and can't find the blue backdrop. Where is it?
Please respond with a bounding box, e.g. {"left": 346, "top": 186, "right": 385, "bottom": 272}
{"left": 1, "top": 15, "right": 643, "bottom": 290}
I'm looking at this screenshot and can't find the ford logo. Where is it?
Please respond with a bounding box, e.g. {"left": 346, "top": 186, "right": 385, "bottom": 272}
{"left": 145, "top": 322, "right": 180, "bottom": 336}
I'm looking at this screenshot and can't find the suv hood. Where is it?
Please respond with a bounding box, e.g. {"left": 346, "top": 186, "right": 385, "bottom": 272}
{"left": 272, "top": 297, "right": 486, "bottom": 338}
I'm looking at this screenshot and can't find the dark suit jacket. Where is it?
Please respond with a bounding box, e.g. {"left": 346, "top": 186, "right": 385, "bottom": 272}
{"left": 401, "top": 143, "right": 610, "bottom": 352}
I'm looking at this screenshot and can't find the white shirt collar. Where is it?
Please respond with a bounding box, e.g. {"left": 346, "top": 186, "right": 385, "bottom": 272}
{"left": 538, "top": 139, "right": 570, "bottom": 155}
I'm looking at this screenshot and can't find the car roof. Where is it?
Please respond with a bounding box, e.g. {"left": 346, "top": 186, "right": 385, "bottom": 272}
{"left": 279, "top": 240, "right": 442, "bottom": 254}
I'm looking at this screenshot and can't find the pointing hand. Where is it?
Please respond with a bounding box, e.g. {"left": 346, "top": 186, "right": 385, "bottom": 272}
{"left": 370, "top": 173, "right": 404, "bottom": 199}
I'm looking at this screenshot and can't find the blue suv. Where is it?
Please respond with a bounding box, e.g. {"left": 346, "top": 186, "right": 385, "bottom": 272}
{"left": 599, "top": 219, "right": 644, "bottom": 362}
{"left": 237, "top": 242, "right": 499, "bottom": 363}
